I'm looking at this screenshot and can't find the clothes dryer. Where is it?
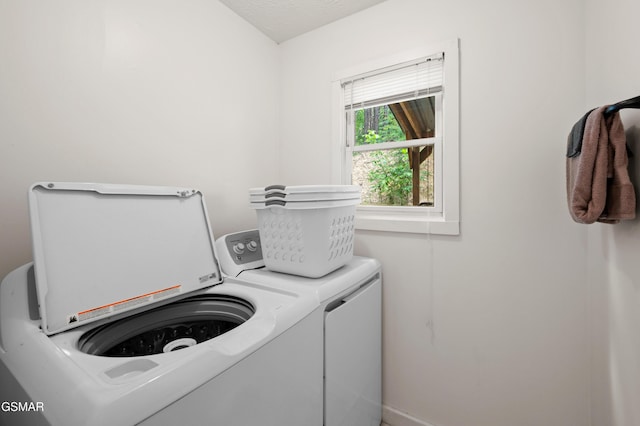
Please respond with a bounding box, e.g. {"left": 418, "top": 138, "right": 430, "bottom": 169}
{"left": 217, "top": 229, "right": 382, "bottom": 426}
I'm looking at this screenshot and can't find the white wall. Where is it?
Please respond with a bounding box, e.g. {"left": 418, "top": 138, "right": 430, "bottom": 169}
{"left": 280, "top": 0, "right": 590, "bottom": 425}
{"left": 585, "top": 1, "right": 640, "bottom": 425}
{"left": 4, "top": 1, "right": 638, "bottom": 426}
{"left": 0, "top": 0, "right": 280, "bottom": 279}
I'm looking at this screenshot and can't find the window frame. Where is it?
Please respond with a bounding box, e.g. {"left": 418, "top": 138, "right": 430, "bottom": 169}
{"left": 331, "top": 39, "right": 460, "bottom": 235}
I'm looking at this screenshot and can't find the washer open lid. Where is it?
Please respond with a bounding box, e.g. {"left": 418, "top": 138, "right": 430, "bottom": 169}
{"left": 28, "top": 182, "right": 223, "bottom": 335}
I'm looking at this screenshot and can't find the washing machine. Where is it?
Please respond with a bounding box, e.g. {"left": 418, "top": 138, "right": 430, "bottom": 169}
{"left": 0, "top": 183, "right": 324, "bottom": 426}
{"left": 216, "top": 229, "right": 382, "bottom": 426}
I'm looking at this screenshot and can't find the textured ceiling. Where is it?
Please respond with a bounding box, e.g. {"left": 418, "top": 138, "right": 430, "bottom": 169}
{"left": 219, "top": 0, "right": 387, "bottom": 43}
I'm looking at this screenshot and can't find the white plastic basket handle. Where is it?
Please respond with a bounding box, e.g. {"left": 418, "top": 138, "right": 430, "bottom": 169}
{"left": 264, "top": 184, "right": 286, "bottom": 191}
{"left": 265, "top": 199, "right": 287, "bottom": 207}
{"left": 265, "top": 192, "right": 287, "bottom": 199}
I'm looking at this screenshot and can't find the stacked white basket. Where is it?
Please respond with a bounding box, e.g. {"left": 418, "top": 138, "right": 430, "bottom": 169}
{"left": 249, "top": 185, "right": 361, "bottom": 278}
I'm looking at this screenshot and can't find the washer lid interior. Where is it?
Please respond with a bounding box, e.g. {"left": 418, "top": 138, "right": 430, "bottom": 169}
{"left": 29, "top": 182, "right": 223, "bottom": 335}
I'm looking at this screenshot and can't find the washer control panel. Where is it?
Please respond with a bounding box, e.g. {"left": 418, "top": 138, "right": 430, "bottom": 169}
{"left": 215, "top": 230, "right": 264, "bottom": 276}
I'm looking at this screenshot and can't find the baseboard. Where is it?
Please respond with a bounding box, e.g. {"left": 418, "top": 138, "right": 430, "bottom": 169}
{"left": 382, "top": 405, "right": 436, "bottom": 426}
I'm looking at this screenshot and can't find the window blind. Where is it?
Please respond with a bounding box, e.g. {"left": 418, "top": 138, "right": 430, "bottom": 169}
{"left": 342, "top": 53, "right": 444, "bottom": 108}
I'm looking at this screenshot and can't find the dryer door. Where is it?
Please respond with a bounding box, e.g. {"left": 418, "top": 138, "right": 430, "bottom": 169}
{"left": 324, "top": 274, "right": 381, "bottom": 426}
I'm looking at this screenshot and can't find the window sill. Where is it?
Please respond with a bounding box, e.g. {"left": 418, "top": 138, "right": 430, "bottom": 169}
{"left": 354, "top": 208, "right": 459, "bottom": 235}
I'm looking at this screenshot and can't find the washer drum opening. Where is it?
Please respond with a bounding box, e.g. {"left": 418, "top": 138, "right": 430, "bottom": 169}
{"left": 78, "top": 295, "right": 255, "bottom": 357}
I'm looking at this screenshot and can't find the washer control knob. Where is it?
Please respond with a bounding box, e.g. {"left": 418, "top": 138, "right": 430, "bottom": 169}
{"left": 247, "top": 240, "right": 258, "bottom": 252}
{"left": 232, "top": 242, "right": 246, "bottom": 255}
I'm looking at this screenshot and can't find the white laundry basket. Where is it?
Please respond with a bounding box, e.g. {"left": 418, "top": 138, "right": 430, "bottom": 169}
{"left": 250, "top": 185, "right": 360, "bottom": 278}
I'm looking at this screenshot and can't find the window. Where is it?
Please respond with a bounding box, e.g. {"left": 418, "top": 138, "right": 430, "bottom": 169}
{"left": 332, "top": 39, "right": 459, "bottom": 235}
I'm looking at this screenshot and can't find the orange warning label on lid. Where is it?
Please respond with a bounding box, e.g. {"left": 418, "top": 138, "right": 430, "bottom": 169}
{"left": 67, "top": 285, "right": 181, "bottom": 325}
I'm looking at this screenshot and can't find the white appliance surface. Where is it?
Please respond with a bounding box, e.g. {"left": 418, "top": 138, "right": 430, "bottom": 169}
{"left": 239, "top": 256, "right": 380, "bottom": 304}
{"left": 28, "top": 182, "right": 223, "bottom": 335}
{"left": 239, "top": 255, "right": 382, "bottom": 426}
{"left": 324, "top": 275, "right": 381, "bottom": 426}
{"left": 0, "top": 183, "right": 324, "bottom": 426}
{"left": 0, "top": 263, "right": 322, "bottom": 426}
